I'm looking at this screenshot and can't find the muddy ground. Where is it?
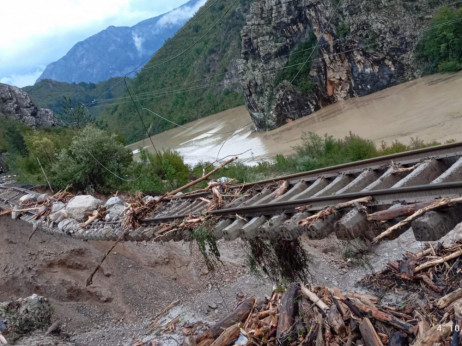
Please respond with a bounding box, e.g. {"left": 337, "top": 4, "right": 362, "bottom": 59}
{"left": 2, "top": 214, "right": 457, "bottom": 345}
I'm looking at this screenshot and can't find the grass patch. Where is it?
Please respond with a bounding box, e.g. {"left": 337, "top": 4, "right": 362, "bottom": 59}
{"left": 192, "top": 219, "right": 221, "bottom": 271}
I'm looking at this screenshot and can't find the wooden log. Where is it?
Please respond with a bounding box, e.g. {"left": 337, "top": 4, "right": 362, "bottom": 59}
{"left": 166, "top": 157, "right": 237, "bottom": 197}
{"left": 412, "top": 321, "right": 452, "bottom": 346}
{"left": 455, "top": 299, "right": 462, "bottom": 322}
{"left": 210, "top": 324, "right": 240, "bottom": 346}
{"left": 276, "top": 283, "right": 299, "bottom": 342}
{"left": 346, "top": 292, "right": 379, "bottom": 305}
{"left": 197, "top": 339, "right": 214, "bottom": 346}
{"left": 372, "top": 197, "right": 462, "bottom": 244}
{"left": 415, "top": 249, "right": 462, "bottom": 273}
{"left": 300, "top": 283, "right": 329, "bottom": 313}
{"left": 359, "top": 317, "right": 383, "bottom": 346}
{"left": 0, "top": 208, "right": 12, "bottom": 217}
{"left": 367, "top": 201, "right": 435, "bottom": 221}
{"left": 273, "top": 180, "right": 289, "bottom": 199}
{"left": 257, "top": 308, "right": 277, "bottom": 319}
{"left": 208, "top": 297, "right": 255, "bottom": 338}
{"left": 416, "top": 320, "right": 429, "bottom": 341}
{"left": 328, "top": 304, "right": 346, "bottom": 337}
{"left": 436, "top": 288, "right": 462, "bottom": 309}
{"left": 348, "top": 298, "right": 415, "bottom": 333}
{"left": 335, "top": 196, "right": 373, "bottom": 209}
{"left": 416, "top": 273, "right": 445, "bottom": 293}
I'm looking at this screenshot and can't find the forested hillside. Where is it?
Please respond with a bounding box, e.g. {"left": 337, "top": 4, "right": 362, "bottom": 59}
{"left": 98, "top": 0, "right": 251, "bottom": 143}
{"left": 23, "top": 78, "right": 126, "bottom": 117}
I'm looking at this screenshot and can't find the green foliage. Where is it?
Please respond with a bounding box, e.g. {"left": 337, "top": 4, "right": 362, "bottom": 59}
{"left": 336, "top": 22, "right": 349, "bottom": 38}
{"left": 98, "top": 0, "right": 251, "bottom": 143}
{"left": 23, "top": 78, "right": 126, "bottom": 118}
{"left": 416, "top": 6, "right": 462, "bottom": 74}
{"left": 1, "top": 120, "right": 28, "bottom": 156}
{"left": 192, "top": 219, "right": 221, "bottom": 270}
{"left": 50, "top": 126, "right": 132, "bottom": 192}
{"left": 273, "top": 31, "right": 318, "bottom": 94}
{"left": 57, "top": 97, "right": 94, "bottom": 128}
{"left": 129, "top": 149, "right": 190, "bottom": 193}
{"left": 196, "top": 133, "right": 442, "bottom": 184}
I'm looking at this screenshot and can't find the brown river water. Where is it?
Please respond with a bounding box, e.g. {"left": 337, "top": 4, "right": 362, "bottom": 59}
{"left": 128, "top": 71, "right": 462, "bottom": 166}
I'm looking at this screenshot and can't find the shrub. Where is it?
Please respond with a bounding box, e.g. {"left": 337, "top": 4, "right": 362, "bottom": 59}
{"left": 273, "top": 31, "right": 318, "bottom": 94}
{"left": 416, "top": 6, "right": 462, "bottom": 74}
{"left": 51, "top": 126, "right": 132, "bottom": 192}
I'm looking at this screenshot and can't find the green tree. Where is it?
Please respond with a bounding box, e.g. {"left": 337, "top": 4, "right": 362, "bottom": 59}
{"left": 58, "top": 96, "right": 93, "bottom": 128}
{"left": 416, "top": 6, "right": 462, "bottom": 74}
{"left": 51, "top": 126, "right": 132, "bottom": 192}
{"left": 4, "top": 122, "right": 28, "bottom": 156}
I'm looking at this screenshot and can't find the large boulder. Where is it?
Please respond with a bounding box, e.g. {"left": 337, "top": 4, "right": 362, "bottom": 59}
{"left": 65, "top": 195, "right": 102, "bottom": 221}
{"left": 104, "top": 197, "right": 126, "bottom": 222}
{"left": 0, "top": 83, "right": 58, "bottom": 127}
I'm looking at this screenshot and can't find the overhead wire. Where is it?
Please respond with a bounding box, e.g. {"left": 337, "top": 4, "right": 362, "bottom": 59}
{"left": 88, "top": 14, "right": 462, "bottom": 110}
{"left": 82, "top": 0, "right": 462, "bottom": 109}
{"left": 85, "top": 0, "right": 462, "bottom": 174}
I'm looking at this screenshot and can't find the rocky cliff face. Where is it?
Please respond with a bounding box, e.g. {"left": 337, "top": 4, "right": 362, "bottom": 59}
{"left": 0, "top": 83, "right": 58, "bottom": 127}
{"left": 238, "top": 0, "right": 442, "bottom": 130}
{"left": 38, "top": 0, "right": 206, "bottom": 84}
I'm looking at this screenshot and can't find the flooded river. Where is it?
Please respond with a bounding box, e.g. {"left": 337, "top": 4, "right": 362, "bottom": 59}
{"left": 128, "top": 71, "right": 462, "bottom": 166}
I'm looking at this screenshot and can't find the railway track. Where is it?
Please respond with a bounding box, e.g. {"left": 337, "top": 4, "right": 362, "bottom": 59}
{"left": 1, "top": 142, "right": 462, "bottom": 243}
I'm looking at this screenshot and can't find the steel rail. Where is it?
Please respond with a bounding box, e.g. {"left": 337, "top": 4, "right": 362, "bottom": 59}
{"left": 237, "top": 141, "right": 462, "bottom": 188}
{"left": 142, "top": 181, "right": 462, "bottom": 223}
{"left": 165, "top": 141, "right": 462, "bottom": 200}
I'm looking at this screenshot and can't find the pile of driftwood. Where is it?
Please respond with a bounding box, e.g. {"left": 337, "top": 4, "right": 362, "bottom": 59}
{"left": 362, "top": 240, "right": 462, "bottom": 295}
{"left": 184, "top": 242, "right": 462, "bottom": 345}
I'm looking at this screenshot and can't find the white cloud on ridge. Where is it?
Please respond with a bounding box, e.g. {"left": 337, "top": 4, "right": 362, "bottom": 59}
{"left": 132, "top": 33, "right": 144, "bottom": 55}
{"left": 157, "top": 0, "right": 207, "bottom": 27}
{"left": 0, "top": 68, "right": 45, "bottom": 88}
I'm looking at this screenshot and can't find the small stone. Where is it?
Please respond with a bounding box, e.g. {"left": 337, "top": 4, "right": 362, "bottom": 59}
{"left": 208, "top": 303, "right": 218, "bottom": 309}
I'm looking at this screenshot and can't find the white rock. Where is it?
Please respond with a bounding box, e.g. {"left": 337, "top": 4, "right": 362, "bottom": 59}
{"left": 51, "top": 202, "right": 65, "bottom": 213}
{"left": 104, "top": 197, "right": 124, "bottom": 208}
{"left": 58, "top": 219, "right": 72, "bottom": 232}
{"left": 37, "top": 193, "right": 49, "bottom": 203}
{"left": 19, "top": 193, "right": 37, "bottom": 206}
{"left": 106, "top": 204, "right": 125, "bottom": 221}
{"left": 143, "top": 195, "right": 155, "bottom": 203}
{"left": 49, "top": 209, "right": 68, "bottom": 223}
{"left": 58, "top": 218, "right": 79, "bottom": 233}
{"left": 65, "top": 195, "right": 102, "bottom": 221}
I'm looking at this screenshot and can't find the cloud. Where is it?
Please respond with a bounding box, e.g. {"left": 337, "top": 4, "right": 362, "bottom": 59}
{"left": 157, "top": 0, "right": 207, "bottom": 27}
{"left": 132, "top": 33, "right": 144, "bottom": 55}
{"left": 0, "top": 68, "right": 45, "bottom": 88}
{"left": 0, "top": 0, "right": 190, "bottom": 84}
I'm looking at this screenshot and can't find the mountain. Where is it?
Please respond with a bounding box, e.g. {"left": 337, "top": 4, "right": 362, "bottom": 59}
{"left": 98, "top": 0, "right": 251, "bottom": 143}
{"left": 98, "top": 0, "right": 459, "bottom": 144}
{"left": 0, "top": 83, "right": 57, "bottom": 127}
{"left": 37, "top": 0, "right": 207, "bottom": 84}
{"left": 23, "top": 78, "right": 126, "bottom": 117}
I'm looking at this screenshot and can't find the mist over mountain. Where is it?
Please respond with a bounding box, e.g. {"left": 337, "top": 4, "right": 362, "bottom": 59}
{"left": 37, "top": 0, "right": 206, "bottom": 84}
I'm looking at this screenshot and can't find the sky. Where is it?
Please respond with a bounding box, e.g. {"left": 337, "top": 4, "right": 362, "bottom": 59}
{"left": 0, "top": 0, "right": 194, "bottom": 87}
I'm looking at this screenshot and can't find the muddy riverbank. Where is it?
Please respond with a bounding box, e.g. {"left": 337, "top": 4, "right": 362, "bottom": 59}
{"left": 128, "top": 71, "right": 462, "bottom": 165}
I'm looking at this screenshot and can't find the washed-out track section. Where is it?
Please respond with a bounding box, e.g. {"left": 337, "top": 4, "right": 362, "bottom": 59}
{"left": 1, "top": 142, "right": 462, "bottom": 243}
